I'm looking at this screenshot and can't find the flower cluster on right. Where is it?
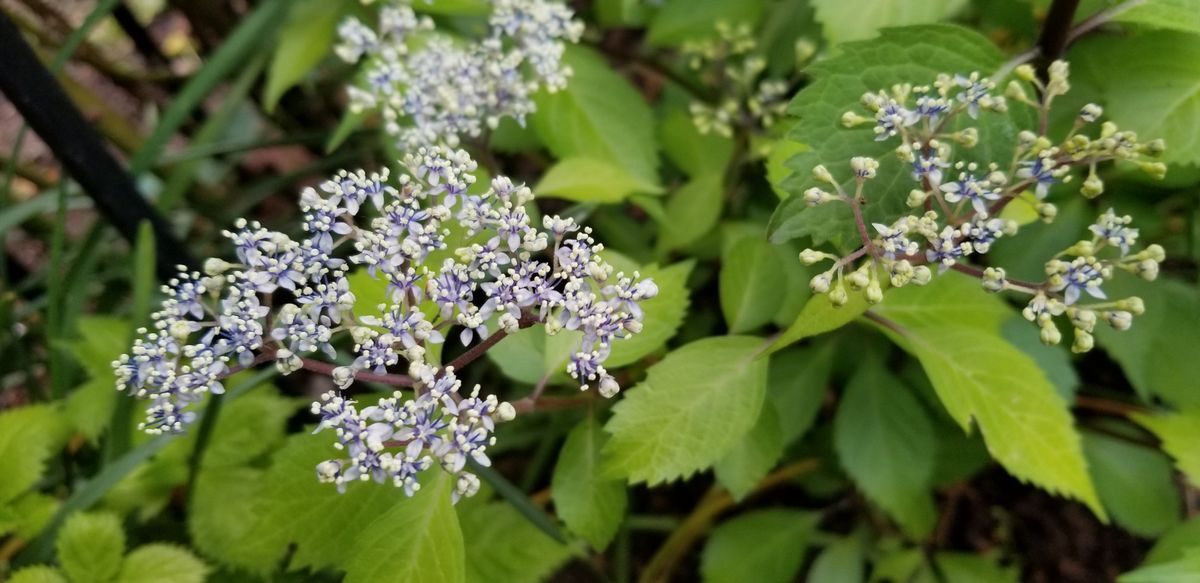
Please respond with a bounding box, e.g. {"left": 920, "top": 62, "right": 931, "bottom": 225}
{"left": 800, "top": 61, "right": 1165, "bottom": 352}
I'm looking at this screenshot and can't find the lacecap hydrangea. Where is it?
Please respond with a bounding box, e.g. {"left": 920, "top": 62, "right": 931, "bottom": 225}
{"left": 800, "top": 61, "right": 1165, "bottom": 352}
{"left": 334, "top": 0, "right": 583, "bottom": 149}
{"left": 113, "top": 147, "right": 657, "bottom": 501}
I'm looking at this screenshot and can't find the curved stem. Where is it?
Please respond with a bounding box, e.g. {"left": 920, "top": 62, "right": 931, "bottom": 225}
{"left": 639, "top": 459, "right": 820, "bottom": 583}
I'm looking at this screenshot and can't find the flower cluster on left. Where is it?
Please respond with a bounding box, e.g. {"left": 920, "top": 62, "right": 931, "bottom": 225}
{"left": 112, "top": 147, "right": 657, "bottom": 501}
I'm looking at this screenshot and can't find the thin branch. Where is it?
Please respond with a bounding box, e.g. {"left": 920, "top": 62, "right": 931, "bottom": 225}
{"left": 1066, "top": 0, "right": 1148, "bottom": 47}
{"left": 862, "top": 310, "right": 908, "bottom": 338}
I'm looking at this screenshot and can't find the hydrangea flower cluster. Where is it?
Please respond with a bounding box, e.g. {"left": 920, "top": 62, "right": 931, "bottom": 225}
{"left": 334, "top": 0, "right": 583, "bottom": 149}
{"left": 800, "top": 61, "right": 1165, "bottom": 352}
{"left": 682, "top": 21, "right": 796, "bottom": 138}
{"left": 113, "top": 147, "right": 657, "bottom": 500}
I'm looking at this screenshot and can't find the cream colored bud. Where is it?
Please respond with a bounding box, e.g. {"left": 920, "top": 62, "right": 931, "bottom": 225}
{"left": 204, "top": 258, "right": 233, "bottom": 276}
{"left": 496, "top": 402, "right": 517, "bottom": 422}
{"left": 828, "top": 285, "right": 849, "bottom": 307}
{"left": 865, "top": 281, "right": 884, "bottom": 304}
{"left": 1071, "top": 329, "right": 1094, "bottom": 353}
{"left": 599, "top": 376, "right": 620, "bottom": 399}
{"left": 912, "top": 265, "right": 933, "bottom": 285}
{"left": 799, "top": 249, "right": 826, "bottom": 265}
{"left": 1040, "top": 322, "right": 1062, "bottom": 346}
{"left": 810, "top": 273, "right": 832, "bottom": 294}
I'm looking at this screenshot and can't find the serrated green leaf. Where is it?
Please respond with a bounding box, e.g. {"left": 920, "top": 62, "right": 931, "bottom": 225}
{"left": 1119, "top": 548, "right": 1200, "bottom": 583}
{"left": 834, "top": 360, "right": 937, "bottom": 537}
{"left": 659, "top": 109, "right": 734, "bottom": 177}
{"left": 4, "top": 492, "right": 59, "bottom": 540}
{"left": 531, "top": 46, "right": 659, "bottom": 185}
{"left": 201, "top": 388, "right": 298, "bottom": 468}
{"left": 460, "top": 501, "right": 573, "bottom": 583}
{"left": 551, "top": 413, "right": 627, "bottom": 549}
{"left": 1132, "top": 409, "right": 1200, "bottom": 488}
{"left": 1080, "top": 0, "right": 1200, "bottom": 37}
{"left": 700, "top": 509, "right": 817, "bottom": 583}
{"left": 8, "top": 566, "right": 69, "bottom": 583}
{"left": 1094, "top": 277, "right": 1200, "bottom": 407}
{"left": 812, "top": 0, "right": 967, "bottom": 44}
{"left": 768, "top": 25, "right": 1022, "bottom": 248}
{"left": 65, "top": 317, "right": 130, "bottom": 441}
{"left": 116, "top": 544, "right": 208, "bottom": 583}
{"left": 602, "top": 336, "right": 769, "bottom": 485}
{"left": 646, "top": 0, "right": 768, "bottom": 46}
{"left": 768, "top": 291, "right": 872, "bottom": 353}
{"left": 57, "top": 512, "right": 125, "bottom": 583}
{"left": 1083, "top": 431, "right": 1180, "bottom": 537}
{"left": 657, "top": 174, "right": 725, "bottom": 253}
{"left": 264, "top": 0, "right": 351, "bottom": 110}
{"left": 343, "top": 471, "right": 465, "bottom": 583}
{"left": 871, "top": 274, "right": 1104, "bottom": 518}
{"left": 188, "top": 466, "right": 266, "bottom": 567}
{"left": 766, "top": 140, "right": 809, "bottom": 200}
{"left": 720, "top": 233, "right": 787, "bottom": 333}
{"left": 1070, "top": 31, "right": 1200, "bottom": 166}
{"left": 535, "top": 157, "right": 662, "bottom": 203}
{"left": 921, "top": 553, "right": 1019, "bottom": 583}
{"left": 713, "top": 402, "right": 784, "bottom": 501}
{"left": 0, "top": 405, "right": 69, "bottom": 504}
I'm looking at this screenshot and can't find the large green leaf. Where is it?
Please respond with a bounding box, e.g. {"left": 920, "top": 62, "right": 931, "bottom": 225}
{"left": 115, "top": 544, "right": 208, "bottom": 583}
{"left": 0, "top": 405, "right": 69, "bottom": 504}
{"left": 551, "top": 413, "right": 627, "bottom": 549}
{"left": 65, "top": 317, "right": 130, "bottom": 441}
{"left": 531, "top": 46, "right": 660, "bottom": 185}
{"left": 1132, "top": 409, "right": 1200, "bottom": 488}
{"left": 768, "top": 25, "right": 1021, "bottom": 248}
{"left": 1083, "top": 431, "right": 1180, "bottom": 537}
{"left": 1146, "top": 518, "right": 1200, "bottom": 566}
{"left": 834, "top": 360, "right": 937, "bottom": 537}
{"left": 658, "top": 109, "right": 734, "bottom": 178}
{"left": 1070, "top": 31, "right": 1200, "bottom": 166}
{"left": 812, "top": 0, "right": 967, "bottom": 44}
{"left": 1094, "top": 277, "right": 1200, "bottom": 407}
{"left": 768, "top": 343, "right": 834, "bottom": 445}
{"left": 700, "top": 510, "right": 817, "bottom": 583}
{"left": 720, "top": 232, "right": 788, "bottom": 333}
{"left": 343, "top": 472, "right": 466, "bottom": 583}
{"left": 657, "top": 173, "right": 725, "bottom": 253}
{"left": 535, "top": 157, "right": 663, "bottom": 203}
{"left": 712, "top": 401, "right": 784, "bottom": 500}
{"left": 1119, "top": 548, "right": 1200, "bottom": 583}
{"left": 1111, "top": 0, "right": 1200, "bottom": 34}
{"left": 602, "top": 336, "right": 770, "bottom": 485}
{"left": 646, "top": 0, "right": 768, "bottom": 46}
{"left": 263, "top": 0, "right": 352, "bottom": 110}
{"left": 56, "top": 512, "right": 125, "bottom": 583}
{"left": 870, "top": 275, "right": 1105, "bottom": 518}
{"left": 459, "top": 500, "right": 573, "bottom": 583}
{"left": 768, "top": 290, "right": 872, "bottom": 353}
{"left": 7, "top": 566, "right": 69, "bottom": 583}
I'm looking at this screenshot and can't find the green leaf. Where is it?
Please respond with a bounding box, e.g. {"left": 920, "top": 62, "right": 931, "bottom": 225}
{"left": 4, "top": 492, "right": 59, "bottom": 540}
{"left": 531, "top": 46, "right": 660, "bottom": 185}
{"left": 1146, "top": 518, "right": 1200, "bottom": 566}
{"left": 1083, "top": 431, "right": 1180, "bottom": 537}
{"left": 659, "top": 109, "right": 734, "bottom": 177}
{"left": 116, "top": 544, "right": 208, "bottom": 583}
{"left": 0, "top": 405, "right": 69, "bottom": 504}
{"left": 923, "top": 553, "right": 1019, "bottom": 583}
{"left": 551, "top": 413, "right": 627, "bottom": 549}
{"left": 1119, "top": 548, "right": 1200, "bottom": 583}
{"left": 411, "top": 0, "right": 489, "bottom": 15}
{"left": 65, "top": 317, "right": 130, "bottom": 441}
{"left": 1132, "top": 409, "right": 1200, "bottom": 488}
{"left": 657, "top": 173, "right": 725, "bottom": 253}
{"left": 768, "top": 291, "right": 872, "bottom": 353}
{"left": 768, "top": 344, "right": 834, "bottom": 445}
{"left": 1081, "top": 0, "right": 1200, "bottom": 36}
{"left": 263, "top": 0, "right": 351, "bottom": 110}
{"left": 343, "top": 471, "right": 466, "bottom": 583}
{"left": 713, "top": 402, "right": 784, "bottom": 500}
{"left": 812, "top": 0, "right": 967, "bottom": 44}
{"left": 871, "top": 274, "right": 1105, "bottom": 518}
{"left": 460, "top": 501, "right": 574, "bottom": 583}
{"left": 602, "top": 336, "right": 769, "bottom": 485}
{"left": 1070, "top": 30, "right": 1200, "bottom": 166}
{"left": 646, "top": 0, "right": 768, "bottom": 46}
{"left": 326, "top": 108, "right": 369, "bottom": 153}
{"left": 768, "top": 25, "right": 1019, "bottom": 248}
{"left": 834, "top": 360, "right": 937, "bottom": 537}
{"left": 56, "top": 512, "right": 125, "bottom": 583}
{"left": 8, "top": 566, "right": 69, "bottom": 583}
{"left": 808, "top": 536, "right": 864, "bottom": 583}
{"left": 189, "top": 466, "right": 266, "bottom": 569}
{"left": 535, "top": 157, "right": 663, "bottom": 203}
{"left": 720, "top": 232, "right": 787, "bottom": 333}
{"left": 201, "top": 388, "right": 298, "bottom": 468}
{"left": 1094, "top": 277, "right": 1200, "bottom": 407}
{"left": 700, "top": 510, "right": 817, "bottom": 583}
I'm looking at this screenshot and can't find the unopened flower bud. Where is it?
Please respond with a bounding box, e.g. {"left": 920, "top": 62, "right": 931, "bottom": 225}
{"left": 1119, "top": 296, "right": 1145, "bottom": 315}
{"left": 911, "top": 265, "right": 932, "bottom": 285}
{"left": 1040, "top": 322, "right": 1062, "bottom": 345}
{"left": 1105, "top": 310, "right": 1132, "bottom": 330}
{"left": 828, "top": 284, "right": 849, "bottom": 307}
{"left": 204, "top": 258, "right": 233, "bottom": 276}
{"left": 1071, "top": 329, "right": 1094, "bottom": 353}
{"left": 332, "top": 366, "right": 355, "bottom": 389}
{"left": 598, "top": 375, "right": 620, "bottom": 398}
{"left": 496, "top": 401, "right": 516, "bottom": 422}
{"left": 799, "top": 249, "right": 826, "bottom": 265}
{"left": 810, "top": 273, "right": 832, "bottom": 294}
{"left": 865, "top": 280, "right": 884, "bottom": 304}
{"left": 907, "top": 189, "right": 929, "bottom": 208}
{"left": 812, "top": 164, "right": 834, "bottom": 184}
